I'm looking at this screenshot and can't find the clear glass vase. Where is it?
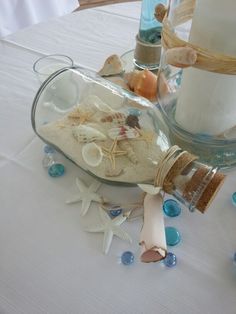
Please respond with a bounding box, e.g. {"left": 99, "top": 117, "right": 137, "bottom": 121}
{"left": 31, "top": 66, "right": 225, "bottom": 213}
{"left": 157, "top": 0, "right": 236, "bottom": 169}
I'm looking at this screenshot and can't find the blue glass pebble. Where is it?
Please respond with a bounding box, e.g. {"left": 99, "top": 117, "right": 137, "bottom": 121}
{"left": 110, "top": 207, "right": 122, "bottom": 217}
{"left": 128, "top": 108, "right": 141, "bottom": 117}
{"left": 163, "top": 252, "right": 177, "bottom": 268}
{"left": 163, "top": 199, "right": 181, "bottom": 217}
{"left": 44, "top": 145, "right": 55, "bottom": 154}
{"left": 48, "top": 163, "right": 65, "bottom": 177}
{"left": 42, "top": 154, "right": 55, "bottom": 168}
{"left": 232, "top": 192, "right": 236, "bottom": 207}
{"left": 165, "top": 226, "right": 181, "bottom": 246}
{"left": 121, "top": 251, "right": 134, "bottom": 265}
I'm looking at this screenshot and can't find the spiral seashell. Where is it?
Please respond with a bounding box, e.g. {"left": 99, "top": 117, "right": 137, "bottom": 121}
{"left": 125, "top": 69, "right": 157, "bottom": 101}
{"left": 125, "top": 114, "right": 141, "bottom": 129}
{"left": 72, "top": 125, "right": 107, "bottom": 143}
{"left": 118, "top": 140, "right": 138, "bottom": 164}
{"left": 101, "top": 112, "right": 126, "bottom": 125}
{"left": 108, "top": 125, "right": 139, "bottom": 141}
{"left": 82, "top": 142, "right": 103, "bottom": 167}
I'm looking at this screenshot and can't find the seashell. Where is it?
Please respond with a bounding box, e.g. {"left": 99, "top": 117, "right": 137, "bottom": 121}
{"left": 118, "top": 140, "right": 138, "bottom": 164}
{"left": 155, "top": 3, "right": 167, "bottom": 22}
{"left": 125, "top": 114, "right": 141, "bottom": 129}
{"left": 83, "top": 95, "right": 115, "bottom": 113}
{"left": 82, "top": 142, "right": 103, "bottom": 167}
{"left": 108, "top": 125, "right": 139, "bottom": 141}
{"left": 101, "top": 112, "right": 126, "bottom": 125}
{"left": 165, "top": 47, "right": 197, "bottom": 68}
{"left": 72, "top": 125, "right": 107, "bottom": 143}
{"left": 98, "top": 54, "right": 124, "bottom": 77}
{"left": 124, "top": 69, "right": 158, "bottom": 101}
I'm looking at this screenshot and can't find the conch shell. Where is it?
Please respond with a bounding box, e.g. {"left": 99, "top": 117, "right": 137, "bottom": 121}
{"left": 118, "top": 140, "right": 138, "bottom": 164}
{"left": 72, "top": 125, "right": 107, "bottom": 143}
{"left": 98, "top": 54, "right": 124, "bottom": 77}
{"left": 82, "top": 142, "right": 103, "bottom": 167}
{"left": 125, "top": 69, "right": 157, "bottom": 101}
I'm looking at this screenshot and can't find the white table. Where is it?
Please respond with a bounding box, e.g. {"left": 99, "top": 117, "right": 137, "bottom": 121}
{"left": 1, "top": 3, "right": 236, "bottom": 314}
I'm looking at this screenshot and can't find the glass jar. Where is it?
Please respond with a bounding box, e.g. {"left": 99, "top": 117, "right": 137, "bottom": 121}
{"left": 31, "top": 66, "right": 225, "bottom": 213}
{"left": 158, "top": 0, "right": 236, "bottom": 169}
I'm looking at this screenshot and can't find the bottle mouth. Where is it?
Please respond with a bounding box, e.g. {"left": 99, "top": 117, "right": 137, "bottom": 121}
{"left": 183, "top": 166, "right": 225, "bottom": 213}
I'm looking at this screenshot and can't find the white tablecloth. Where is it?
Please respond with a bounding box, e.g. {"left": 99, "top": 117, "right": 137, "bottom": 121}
{"left": 0, "top": 0, "right": 79, "bottom": 38}
{"left": 1, "top": 3, "right": 236, "bottom": 314}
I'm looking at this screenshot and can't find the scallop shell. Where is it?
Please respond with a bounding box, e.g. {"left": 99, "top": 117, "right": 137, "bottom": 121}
{"left": 118, "top": 140, "right": 138, "bottom": 164}
{"left": 82, "top": 143, "right": 103, "bottom": 167}
{"left": 101, "top": 112, "right": 126, "bottom": 125}
{"left": 72, "top": 125, "right": 107, "bottom": 143}
{"left": 98, "top": 54, "right": 124, "bottom": 77}
{"left": 83, "top": 95, "right": 115, "bottom": 113}
{"left": 108, "top": 126, "right": 139, "bottom": 140}
{"left": 125, "top": 69, "right": 157, "bottom": 101}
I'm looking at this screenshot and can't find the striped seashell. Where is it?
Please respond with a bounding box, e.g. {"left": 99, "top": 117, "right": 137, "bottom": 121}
{"left": 118, "top": 140, "right": 138, "bottom": 164}
{"left": 101, "top": 112, "right": 126, "bottom": 125}
{"left": 108, "top": 125, "right": 139, "bottom": 141}
{"left": 72, "top": 125, "right": 107, "bottom": 143}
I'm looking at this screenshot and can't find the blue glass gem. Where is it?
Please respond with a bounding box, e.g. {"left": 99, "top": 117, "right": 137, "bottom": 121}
{"left": 232, "top": 192, "right": 236, "bottom": 207}
{"left": 128, "top": 108, "right": 141, "bottom": 117}
{"left": 163, "top": 252, "right": 177, "bottom": 268}
{"left": 110, "top": 206, "right": 122, "bottom": 217}
{"left": 48, "top": 163, "right": 65, "bottom": 177}
{"left": 121, "top": 251, "right": 134, "bottom": 265}
{"left": 163, "top": 199, "right": 181, "bottom": 217}
{"left": 42, "top": 154, "right": 55, "bottom": 168}
{"left": 165, "top": 226, "right": 181, "bottom": 246}
{"left": 44, "top": 145, "right": 55, "bottom": 154}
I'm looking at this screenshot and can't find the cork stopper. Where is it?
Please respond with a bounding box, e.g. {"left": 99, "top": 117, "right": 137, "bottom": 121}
{"left": 183, "top": 167, "right": 225, "bottom": 213}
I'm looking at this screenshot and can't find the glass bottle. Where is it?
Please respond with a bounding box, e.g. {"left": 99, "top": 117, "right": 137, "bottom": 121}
{"left": 31, "top": 66, "right": 225, "bottom": 213}
{"left": 139, "top": 0, "right": 167, "bottom": 44}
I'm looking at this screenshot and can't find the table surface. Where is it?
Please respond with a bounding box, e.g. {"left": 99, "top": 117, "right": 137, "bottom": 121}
{"left": 1, "top": 3, "right": 236, "bottom": 314}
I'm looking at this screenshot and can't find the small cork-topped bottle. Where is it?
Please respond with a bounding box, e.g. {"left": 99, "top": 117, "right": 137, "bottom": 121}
{"left": 160, "top": 149, "right": 225, "bottom": 213}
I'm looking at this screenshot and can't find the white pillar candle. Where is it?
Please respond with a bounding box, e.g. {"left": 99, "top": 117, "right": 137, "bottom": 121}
{"left": 175, "top": 0, "right": 236, "bottom": 135}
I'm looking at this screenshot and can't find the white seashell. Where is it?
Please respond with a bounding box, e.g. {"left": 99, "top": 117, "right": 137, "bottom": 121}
{"left": 82, "top": 143, "right": 103, "bottom": 167}
{"left": 83, "top": 95, "right": 115, "bottom": 113}
{"left": 118, "top": 140, "right": 138, "bottom": 164}
{"left": 98, "top": 54, "right": 124, "bottom": 77}
{"left": 108, "top": 126, "right": 139, "bottom": 140}
{"left": 72, "top": 125, "right": 107, "bottom": 143}
{"left": 137, "top": 184, "right": 161, "bottom": 195}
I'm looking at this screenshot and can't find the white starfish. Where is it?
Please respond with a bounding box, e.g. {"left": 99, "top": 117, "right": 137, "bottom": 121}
{"left": 85, "top": 207, "right": 132, "bottom": 254}
{"left": 66, "top": 178, "right": 103, "bottom": 216}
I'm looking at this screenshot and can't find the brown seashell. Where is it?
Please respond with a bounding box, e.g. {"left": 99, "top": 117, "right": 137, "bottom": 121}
{"left": 98, "top": 54, "right": 124, "bottom": 77}
{"left": 125, "top": 115, "right": 141, "bottom": 129}
{"left": 101, "top": 112, "right": 126, "bottom": 125}
{"left": 118, "top": 140, "right": 138, "bottom": 164}
{"left": 125, "top": 69, "right": 158, "bottom": 101}
{"left": 155, "top": 3, "right": 167, "bottom": 23}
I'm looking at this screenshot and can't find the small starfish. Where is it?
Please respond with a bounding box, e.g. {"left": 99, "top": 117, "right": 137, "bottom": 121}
{"left": 85, "top": 207, "right": 132, "bottom": 254}
{"left": 101, "top": 139, "right": 127, "bottom": 170}
{"left": 135, "top": 127, "right": 155, "bottom": 145}
{"left": 68, "top": 110, "right": 94, "bottom": 125}
{"left": 66, "top": 178, "right": 103, "bottom": 216}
